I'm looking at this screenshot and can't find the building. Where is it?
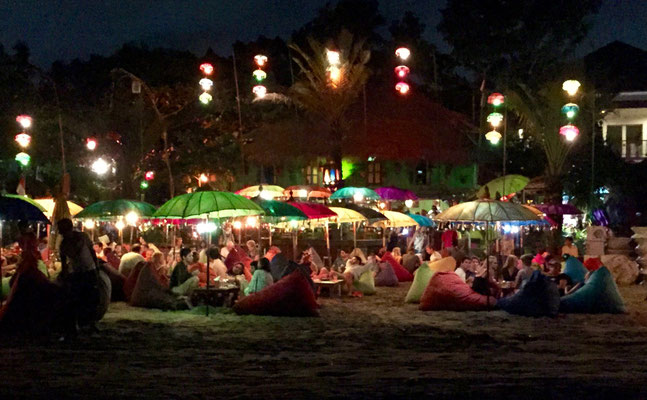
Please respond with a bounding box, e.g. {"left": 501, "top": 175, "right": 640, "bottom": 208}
{"left": 601, "top": 92, "right": 647, "bottom": 162}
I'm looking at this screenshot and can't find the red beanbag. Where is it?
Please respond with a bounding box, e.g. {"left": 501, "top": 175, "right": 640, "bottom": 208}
{"left": 123, "top": 261, "right": 146, "bottom": 302}
{"left": 419, "top": 271, "right": 495, "bottom": 311}
{"left": 583, "top": 257, "right": 602, "bottom": 272}
{"left": 233, "top": 271, "right": 319, "bottom": 317}
{"left": 382, "top": 252, "right": 413, "bottom": 282}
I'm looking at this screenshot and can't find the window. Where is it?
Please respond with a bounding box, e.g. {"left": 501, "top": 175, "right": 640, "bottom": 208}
{"left": 606, "top": 125, "right": 622, "bottom": 155}
{"left": 306, "top": 165, "right": 320, "bottom": 185}
{"left": 415, "top": 161, "right": 427, "bottom": 185}
{"left": 367, "top": 162, "right": 381, "bottom": 184}
{"left": 625, "top": 125, "right": 644, "bottom": 160}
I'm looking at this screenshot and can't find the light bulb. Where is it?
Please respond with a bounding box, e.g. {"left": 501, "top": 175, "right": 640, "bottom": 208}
{"left": 125, "top": 211, "right": 139, "bottom": 226}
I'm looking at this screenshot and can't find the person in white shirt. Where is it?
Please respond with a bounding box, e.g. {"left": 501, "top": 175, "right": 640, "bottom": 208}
{"left": 119, "top": 244, "right": 146, "bottom": 277}
{"left": 561, "top": 237, "right": 579, "bottom": 258}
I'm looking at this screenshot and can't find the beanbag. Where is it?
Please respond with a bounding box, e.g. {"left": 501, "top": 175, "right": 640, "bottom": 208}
{"left": 95, "top": 269, "right": 112, "bottom": 321}
{"left": 123, "top": 261, "right": 146, "bottom": 302}
{"left": 560, "top": 267, "right": 626, "bottom": 314}
{"left": 419, "top": 271, "right": 495, "bottom": 311}
{"left": 564, "top": 256, "right": 587, "bottom": 284}
{"left": 130, "top": 265, "right": 177, "bottom": 310}
{"left": 270, "top": 253, "right": 289, "bottom": 281}
{"left": 381, "top": 252, "right": 413, "bottom": 282}
{"left": 374, "top": 262, "right": 398, "bottom": 287}
{"left": 100, "top": 262, "right": 126, "bottom": 302}
{"left": 405, "top": 265, "right": 435, "bottom": 303}
{"left": 497, "top": 270, "right": 560, "bottom": 317}
{"left": 427, "top": 256, "right": 456, "bottom": 273}
{"left": 583, "top": 257, "right": 602, "bottom": 272}
{"left": 281, "top": 261, "right": 316, "bottom": 293}
{"left": 233, "top": 271, "right": 319, "bottom": 317}
{"left": 353, "top": 271, "right": 377, "bottom": 295}
{"left": 1, "top": 277, "right": 9, "bottom": 300}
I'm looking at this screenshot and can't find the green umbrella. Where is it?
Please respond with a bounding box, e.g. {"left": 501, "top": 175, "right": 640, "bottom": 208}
{"left": 330, "top": 187, "right": 381, "bottom": 201}
{"left": 255, "top": 199, "right": 307, "bottom": 223}
{"left": 477, "top": 174, "right": 529, "bottom": 198}
{"left": 74, "top": 200, "right": 157, "bottom": 220}
{"left": 154, "top": 191, "right": 264, "bottom": 219}
{"left": 4, "top": 194, "right": 47, "bottom": 212}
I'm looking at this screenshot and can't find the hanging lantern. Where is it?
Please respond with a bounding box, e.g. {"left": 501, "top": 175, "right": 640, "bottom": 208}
{"left": 487, "top": 112, "right": 504, "bottom": 127}
{"left": 252, "top": 85, "right": 267, "bottom": 98}
{"left": 561, "top": 103, "right": 579, "bottom": 119}
{"left": 487, "top": 93, "right": 505, "bottom": 107}
{"left": 395, "top": 81, "right": 410, "bottom": 95}
{"left": 252, "top": 69, "right": 267, "bottom": 82}
{"left": 145, "top": 171, "right": 155, "bottom": 181}
{"left": 485, "top": 130, "right": 502, "bottom": 145}
{"left": 394, "top": 65, "right": 410, "bottom": 78}
{"left": 327, "top": 66, "right": 341, "bottom": 87}
{"left": 16, "top": 115, "right": 32, "bottom": 129}
{"left": 14, "top": 133, "right": 31, "bottom": 148}
{"left": 199, "top": 78, "right": 213, "bottom": 91}
{"left": 560, "top": 124, "right": 579, "bottom": 142}
{"left": 199, "top": 63, "right": 214, "bottom": 75}
{"left": 326, "top": 50, "right": 341, "bottom": 65}
{"left": 86, "top": 138, "right": 97, "bottom": 150}
{"left": 199, "top": 92, "right": 212, "bottom": 104}
{"left": 15, "top": 152, "right": 30, "bottom": 167}
{"left": 254, "top": 55, "right": 268, "bottom": 67}
{"left": 140, "top": 180, "right": 149, "bottom": 190}
{"left": 395, "top": 47, "right": 411, "bottom": 61}
{"left": 562, "top": 80, "right": 581, "bottom": 96}
{"left": 404, "top": 199, "right": 414, "bottom": 208}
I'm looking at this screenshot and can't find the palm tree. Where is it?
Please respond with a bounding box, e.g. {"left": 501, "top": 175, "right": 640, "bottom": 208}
{"left": 289, "top": 30, "right": 370, "bottom": 184}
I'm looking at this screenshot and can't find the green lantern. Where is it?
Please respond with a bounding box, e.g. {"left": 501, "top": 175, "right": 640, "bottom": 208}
{"left": 15, "top": 152, "right": 30, "bottom": 167}
{"left": 140, "top": 180, "right": 149, "bottom": 190}
{"left": 561, "top": 103, "right": 579, "bottom": 119}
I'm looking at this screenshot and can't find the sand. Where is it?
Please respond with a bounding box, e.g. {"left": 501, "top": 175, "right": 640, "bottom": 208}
{"left": 2, "top": 284, "right": 647, "bottom": 399}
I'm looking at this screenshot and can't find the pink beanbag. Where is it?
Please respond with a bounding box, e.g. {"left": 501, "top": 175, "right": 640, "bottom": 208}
{"left": 382, "top": 252, "right": 413, "bottom": 282}
{"left": 419, "top": 271, "right": 495, "bottom": 311}
{"left": 233, "top": 271, "right": 319, "bottom": 317}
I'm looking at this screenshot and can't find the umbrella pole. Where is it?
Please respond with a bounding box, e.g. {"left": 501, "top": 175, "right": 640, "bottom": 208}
{"left": 382, "top": 227, "right": 386, "bottom": 248}
{"left": 206, "top": 221, "right": 210, "bottom": 317}
{"left": 268, "top": 223, "right": 272, "bottom": 247}
{"left": 292, "top": 229, "right": 297, "bottom": 261}
{"left": 486, "top": 221, "right": 491, "bottom": 308}
{"left": 0, "top": 221, "right": 3, "bottom": 302}
{"left": 353, "top": 222, "right": 357, "bottom": 249}
{"left": 325, "top": 221, "right": 331, "bottom": 263}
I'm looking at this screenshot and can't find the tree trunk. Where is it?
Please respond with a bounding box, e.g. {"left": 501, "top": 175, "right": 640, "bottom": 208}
{"left": 544, "top": 173, "right": 564, "bottom": 253}
{"left": 162, "top": 127, "right": 175, "bottom": 198}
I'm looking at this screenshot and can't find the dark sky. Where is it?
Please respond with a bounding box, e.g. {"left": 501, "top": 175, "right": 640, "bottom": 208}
{"left": 0, "top": 0, "right": 646, "bottom": 67}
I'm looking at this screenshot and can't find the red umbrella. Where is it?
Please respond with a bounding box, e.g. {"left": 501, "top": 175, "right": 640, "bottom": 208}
{"left": 284, "top": 185, "right": 332, "bottom": 199}
{"left": 287, "top": 202, "right": 337, "bottom": 219}
{"left": 533, "top": 203, "right": 582, "bottom": 215}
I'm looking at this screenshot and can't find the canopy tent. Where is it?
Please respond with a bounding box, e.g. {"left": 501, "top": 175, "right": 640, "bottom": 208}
{"left": 236, "top": 184, "right": 285, "bottom": 200}
{"left": 330, "top": 187, "right": 381, "bottom": 201}
{"left": 375, "top": 186, "right": 418, "bottom": 201}
{"left": 75, "top": 200, "right": 157, "bottom": 220}
{"left": 283, "top": 185, "right": 331, "bottom": 200}
{"left": 406, "top": 213, "right": 436, "bottom": 227}
{"left": 477, "top": 175, "right": 530, "bottom": 198}
{"left": 34, "top": 198, "right": 83, "bottom": 218}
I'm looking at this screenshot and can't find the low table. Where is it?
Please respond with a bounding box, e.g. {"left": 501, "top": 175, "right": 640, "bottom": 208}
{"left": 191, "top": 286, "right": 239, "bottom": 308}
{"left": 313, "top": 279, "right": 344, "bottom": 297}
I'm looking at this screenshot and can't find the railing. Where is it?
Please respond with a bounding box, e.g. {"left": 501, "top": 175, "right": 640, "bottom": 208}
{"left": 621, "top": 140, "right": 647, "bottom": 161}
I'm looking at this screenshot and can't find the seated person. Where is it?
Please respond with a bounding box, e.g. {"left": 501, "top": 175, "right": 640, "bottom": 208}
{"left": 119, "top": 244, "right": 145, "bottom": 277}
{"left": 246, "top": 240, "right": 260, "bottom": 262}
{"left": 169, "top": 248, "right": 199, "bottom": 296}
{"left": 501, "top": 255, "right": 519, "bottom": 282}
{"left": 349, "top": 248, "right": 368, "bottom": 264}
{"left": 343, "top": 256, "right": 372, "bottom": 297}
{"left": 103, "top": 247, "right": 121, "bottom": 271}
{"left": 229, "top": 262, "right": 249, "bottom": 295}
{"left": 423, "top": 245, "right": 441, "bottom": 262}
{"left": 514, "top": 254, "right": 534, "bottom": 290}
{"left": 207, "top": 247, "right": 229, "bottom": 281}
{"left": 220, "top": 240, "right": 235, "bottom": 259}
{"left": 471, "top": 257, "right": 501, "bottom": 298}
{"left": 454, "top": 256, "right": 475, "bottom": 283}
{"left": 392, "top": 247, "right": 403, "bottom": 264}
{"left": 332, "top": 250, "right": 350, "bottom": 273}
{"left": 555, "top": 273, "right": 574, "bottom": 296}
{"left": 402, "top": 248, "right": 421, "bottom": 274}
{"left": 245, "top": 257, "right": 274, "bottom": 295}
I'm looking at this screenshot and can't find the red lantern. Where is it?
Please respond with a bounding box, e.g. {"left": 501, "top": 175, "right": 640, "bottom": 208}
{"left": 395, "top": 82, "right": 410, "bottom": 95}
{"left": 199, "top": 63, "right": 214, "bottom": 75}
{"left": 487, "top": 93, "right": 505, "bottom": 107}
{"left": 394, "top": 65, "right": 410, "bottom": 78}
{"left": 86, "top": 138, "right": 97, "bottom": 150}
{"left": 14, "top": 133, "right": 31, "bottom": 148}
{"left": 145, "top": 171, "right": 155, "bottom": 181}
{"left": 559, "top": 124, "right": 579, "bottom": 142}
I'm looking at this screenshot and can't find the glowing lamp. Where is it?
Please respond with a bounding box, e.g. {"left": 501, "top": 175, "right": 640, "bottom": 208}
{"left": 379, "top": 202, "right": 386, "bottom": 209}
{"left": 326, "top": 50, "right": 340, "bottom": 65}
{"left": 14, "top": 133, "right": 31, "bottom": 148}
{"left": 560, "top": 124, "right": 579, "bottom": 142}
{"left": 91, "top": 158, "right": 110, "bottom": 175}
{"left": 245, "top": 216, "right": 258, "bottom": 228}
{"left": 83, "top": 220, "right": 95, "bottom": 230}
{"left": 199, "top": 173, "right": 208, "bottom": 183}
{"left": 404, "top": 199, "right": 414, "bottom": 208}
{"left": 395, "top": 81, "right": 410, "bottom": 95}
{"left": 86, "top": 138, "right": 97, "bottom": 150}
{"left": 199, "top": 92, "right": 212, "bottom": 104}
{"left": 487, "top": 112, "right": 504, "bottom": 128}
{"left": 561, "top": 103, "right": 579, "bottom": 119}
{"left": 562, "top": 80, "right": 581, "bottom": 96}
{"left": 233, "top": 220, "right": 242, "bottom": 230}
{"left": 485, "top": 130, "right": 502, "bottom": 145}
{"left": 328, "top": 66, "right": 341, "bottom": 86}
{"left": 253, "top": 69, "right": 267, "bottom": 82}
{"left": 394, "top": 65, "right": 410, "bottom": 78}
{"left": 259, "top": 190, "right": 273, "bottom": 200}
{"left": 115, "top": 220, "right": 125, "bottom": 231}
{"left": 199, "top": 78, "right": 213, "bottom": 91}
{"left": 145, "top": 171, "right": 155, "bottom": 181}
{"left": 15, "top": 152, "right": 30, "bottom": 167}
{"left": 289, "top": 220, "right": 299, "bottom": 229}
{"left": 298, "top": 189, "right": 308, "bottom": 198}
{"left": 197, "top": 222, "right": 217, "bottom": 234}
{"left": 140, "top": 180, "right": 149, "bottom": 190}
{"left": 252, "top": 85, "right": 267, "bottom": 98}
{"left": 395, "top": 47, "right": 410, "bottom": 60}
{"left": 199, "top": 63, "right": 214, "bottom": 75}
{"left": 254, "top": 55, "right": 268, "bottom": 67}
{"left": 16, "top": 115, "right": 32, "bottom": 129}
{"left": 125, "top": 211, "right": 139, "bottom": 226}
{"left": 353, "top": 193, "right": 364, "bottom": 203}
{"left": 487, "top": 93, "right": 505, "bottom": 107}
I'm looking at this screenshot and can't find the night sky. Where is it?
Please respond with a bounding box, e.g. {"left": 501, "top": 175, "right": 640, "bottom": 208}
{"left": 0, "top": 0, "right": 646, "bottom": 67}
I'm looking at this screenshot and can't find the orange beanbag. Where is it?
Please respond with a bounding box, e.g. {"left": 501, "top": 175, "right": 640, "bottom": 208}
{"left": 428, "top": 256, "right": 456, "bottom": 273}
{"left": 382, "top": 252, "right": 413, "bottom": 282}
{"left": 123, "top": 261, "right": 146, "bottom": 302}
{"left": 419, "top": 271, "right": 495, "bottom": 311}
{"left": 233, "top": 271, "right": 319, "bottom": 317}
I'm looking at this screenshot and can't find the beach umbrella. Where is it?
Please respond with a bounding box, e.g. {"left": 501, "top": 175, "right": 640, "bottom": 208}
{"left": 288, "top": 202, "right": 337, "bottom": 259}
{"left": 255, "top": 199, "right": 307, "bottom": 248}
{"left": 327, "top": 207, "right": 368, "bottom": 248}
{"left": 34, "top": 198, "right": 84, "bottom": 218}
{"left": 330, "top": 187, "right": 381, "bottom": 201}
{"left": 283, "top": 185, "right": 332, "bottom": 199}
{"left": 375, "top": 186, "right": 418, "bottom": 201}
{"left": 343, "top": 203, "right": 387, "bottom": 222}
{"left": 0, "top": 196, "right": 50, "bottom": 223}
{"left": 477, "top": 174, "right": 530, "bottom": 198}
{"left": 532, "top": 203, "right": 582, "bottom": 215}
{"left": 4, "top": 194, "right": 47, "bottom": 212}
{"left": 406, "top": 213, "right": 436, "bottom": 227}
{"left": 372, "top": 211, "right": 418, "bottom": 228}
{"left": 75, "top": 200, "right": 157, "bottom": 220}
{"left": 236, "top": 184, "right": 285, "bottom": 200}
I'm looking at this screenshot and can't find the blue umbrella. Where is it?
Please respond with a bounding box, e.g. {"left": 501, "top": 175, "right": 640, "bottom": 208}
{"left": 406, "top": 213, "right": 436, "bottom": 227}
{"left": 0, "top": 196, "right": 50, "bottom": 223}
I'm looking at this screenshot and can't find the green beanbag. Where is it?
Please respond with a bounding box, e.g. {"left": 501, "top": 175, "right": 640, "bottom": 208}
{"left": 560, "top": 267, "right": 626, "bottom": 314}
{"left": 1, "top": 277, "right": 10, "bottom": 300}
{"left": 564, "top": 256, "right": 587, "bottom": 284}
{"left": 405, "top": 265, "right": 435, "bottom": 303}
{"left": 353, "top": 271, "right": 376, "bottom": 295}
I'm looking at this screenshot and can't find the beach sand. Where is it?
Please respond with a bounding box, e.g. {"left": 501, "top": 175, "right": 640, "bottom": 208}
{"left": 2, "top": 283, "right": 647, "bottom": 399}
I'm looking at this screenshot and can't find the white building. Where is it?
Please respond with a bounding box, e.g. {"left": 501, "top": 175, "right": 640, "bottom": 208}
{"left": 602, "top": 91, "right": 647, "bottom": 162}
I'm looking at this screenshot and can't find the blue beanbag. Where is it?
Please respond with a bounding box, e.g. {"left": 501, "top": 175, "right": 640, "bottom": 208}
{"left": 563, "top": 256, "right": 587, "bottom": 284}
{"left": 497, "top": 270, "right": 560, "bottom": 317}
{"left": 560, "top": 267, "right": 626, "bottom": 314}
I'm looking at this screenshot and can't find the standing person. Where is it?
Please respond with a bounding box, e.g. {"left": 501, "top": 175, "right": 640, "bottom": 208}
{"left": 57, "top": 218, "right": 101, "bottom": 337}
{"left": 412, "top": 228, "right": 428, "bottom": 256}
{"left": 561, "top": 237, "right": 579, "bottom": 258}
{"left": 441, "top": 228, "right": 458, "bottom": 251}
